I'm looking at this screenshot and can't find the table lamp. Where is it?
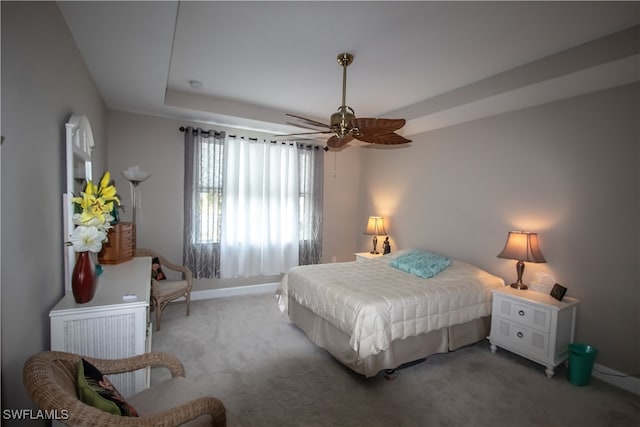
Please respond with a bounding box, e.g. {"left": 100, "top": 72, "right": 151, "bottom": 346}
{"left": 497, "top": 231, "right": 546, "bottom": 290}
{"left": 364, "top": 216, "right": 386, "bottom": 254}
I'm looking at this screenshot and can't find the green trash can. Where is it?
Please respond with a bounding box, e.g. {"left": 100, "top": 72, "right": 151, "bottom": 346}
{"left": 568, "top": 343, "right": 598, "bottom": 386}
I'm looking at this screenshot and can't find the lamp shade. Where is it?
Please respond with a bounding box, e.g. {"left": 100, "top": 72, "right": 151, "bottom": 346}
{"left": 122, "top": 165, "right": 150, "bottom": 183}
{"left": 364, "top": 216, "right": 386, "bottom": 236}
{"left": 497, "top": 231, "right": 546, "bottom": 263}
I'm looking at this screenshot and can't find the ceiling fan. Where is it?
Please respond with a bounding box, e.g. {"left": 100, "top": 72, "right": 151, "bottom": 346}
{"left": 282, "top": 53, "right": 412, "bottom": 149}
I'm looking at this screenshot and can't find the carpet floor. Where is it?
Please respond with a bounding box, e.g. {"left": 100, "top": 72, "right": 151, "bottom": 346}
{"left": 151, "top": 293, "right": 640, "bottom": 427}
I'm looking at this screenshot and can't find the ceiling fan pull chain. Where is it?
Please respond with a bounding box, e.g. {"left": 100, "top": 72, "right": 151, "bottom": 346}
{"left": 332, "top": 151, "right": 337, "bottom": 178}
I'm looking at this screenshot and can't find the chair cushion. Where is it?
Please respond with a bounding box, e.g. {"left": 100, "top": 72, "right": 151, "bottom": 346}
{"left": 154, "top": 279, "right": 189, "bottom": 298}
{"left": 151, "top": 257, "right": 166, "bottom": 281}
{"left": 76, "top": 359, "right": 138, "bottom": 417}
{"left": 127, "top": 377, "right": 212, "bottom": 427}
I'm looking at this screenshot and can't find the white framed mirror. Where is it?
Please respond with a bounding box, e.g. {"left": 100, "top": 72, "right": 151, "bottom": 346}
{"left": 64, "top": 114, "right": 95, "bottom": 292}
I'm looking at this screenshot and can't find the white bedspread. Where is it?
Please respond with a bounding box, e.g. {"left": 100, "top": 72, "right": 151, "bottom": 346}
{"left": 276, "top": 253, "right": 504, "bottom": 360}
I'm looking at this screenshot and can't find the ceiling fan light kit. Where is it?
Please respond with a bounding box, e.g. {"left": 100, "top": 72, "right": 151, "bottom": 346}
{"left": 283, "top": 52, "right": 411, "bottom": 149}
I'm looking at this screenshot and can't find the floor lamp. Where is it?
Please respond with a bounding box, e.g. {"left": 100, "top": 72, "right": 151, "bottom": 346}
{"left": 122, "top": 166, "right": 150, "bottom": 227}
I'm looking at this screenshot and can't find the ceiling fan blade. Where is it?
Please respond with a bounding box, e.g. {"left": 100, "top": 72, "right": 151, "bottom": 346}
{"left": 350, "top": 118, "right": 406, "bottom": 133}
{"left": 286, "top": 122, "right": 329, "bottom": 131}
{"left": 353, "top": 132, "right": 412, "bottom": 145}
{"left": 276, "top": 130, "right": 333, "bottom": 137}
{"left": 327, "top": 134, "right": 354, "bottom": 149}
{"left": 286, "top": 113, "right": 331, "bottom": 129}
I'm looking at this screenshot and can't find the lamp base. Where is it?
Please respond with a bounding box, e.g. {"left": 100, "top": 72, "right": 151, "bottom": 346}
{"left": 370, "top": 250, "right": 380, "bottom": 255}
{"left": 370, "top": 235, "right": 379, "bottom": 255}
{"left": 509, "top": 260, "right": 528, "bottom": 290}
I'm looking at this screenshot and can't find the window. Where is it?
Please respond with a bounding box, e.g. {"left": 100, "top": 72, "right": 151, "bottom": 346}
{"left": 194, "top": 138, "right": 223, "bottom": 244}
{"left": 298, "top": 145, "right": 323, "bottom": 265}
{"left": 183, "top": 128, "right": 323, "bottom": 279}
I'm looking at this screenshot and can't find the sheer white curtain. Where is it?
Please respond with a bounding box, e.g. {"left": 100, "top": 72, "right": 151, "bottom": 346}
{"left": 220, "top": 138, "right": 299, "bottom": 278}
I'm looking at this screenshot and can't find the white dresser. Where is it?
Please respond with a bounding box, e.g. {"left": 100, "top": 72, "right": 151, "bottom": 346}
{"left": 489, "top": 286, "right": 580, "bottom": 378}
{"left": 50, "top": 257, "right": 152, "bottom": 397}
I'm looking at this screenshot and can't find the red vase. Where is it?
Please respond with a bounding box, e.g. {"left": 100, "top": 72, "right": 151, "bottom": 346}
{"left": 71, "top": 251, "right": 97, "bottom": 304}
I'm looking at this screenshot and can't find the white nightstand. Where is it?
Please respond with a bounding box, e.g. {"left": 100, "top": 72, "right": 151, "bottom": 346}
{"left": 355, "top": 251, "right": 383, "bottom": 261}
{"left": 488, "top": 286, "right": 580, "bottom": 378}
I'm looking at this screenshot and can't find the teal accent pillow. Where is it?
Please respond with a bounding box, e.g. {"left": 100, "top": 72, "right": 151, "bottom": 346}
{"left": 77, "top": 358, "right": 138, "bottom": 417}
{"left": 390, "top": 249, "right": 451, "bottom": 279}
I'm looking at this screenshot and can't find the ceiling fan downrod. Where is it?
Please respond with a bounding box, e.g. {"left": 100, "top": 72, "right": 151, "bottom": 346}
{"left": 337, "top": 53, "right": 353, "bottom": 108}
{"left": 331, "top": 53, "right": 355, "bottom": 137}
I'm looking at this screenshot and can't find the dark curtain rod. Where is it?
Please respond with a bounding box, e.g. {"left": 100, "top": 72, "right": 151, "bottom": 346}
{"left": 179, "top": 126, "right": 323, "bottom": 150}
{"left": 179, "top": 126, "right": 222, "bottom": 136}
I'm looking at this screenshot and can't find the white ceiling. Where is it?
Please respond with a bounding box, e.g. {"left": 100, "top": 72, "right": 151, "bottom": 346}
{"left": 58, "top": 1, "right": 640, "bottom": 139}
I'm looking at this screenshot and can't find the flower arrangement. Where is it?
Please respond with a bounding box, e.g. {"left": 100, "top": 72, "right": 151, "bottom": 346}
{"left": 68, "top": 171, "right": 120, "bottom": 253}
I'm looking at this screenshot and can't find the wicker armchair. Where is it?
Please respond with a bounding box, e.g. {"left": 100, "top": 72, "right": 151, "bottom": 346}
{"left": 135, "top": 248, "right": 192, "bottom": 331}
{"left": 23, "top": 351, "right": 225, "bottom": 426}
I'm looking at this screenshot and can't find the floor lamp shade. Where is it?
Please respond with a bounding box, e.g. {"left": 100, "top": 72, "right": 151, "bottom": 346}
{"left": 122, "top": 166, "right": 150, "bottom": 227}
{"left": 497, "top": 231, "right": 546, "bottom": 290}
{"left": 364, "top": 216, "right": 386, "bottom": 254}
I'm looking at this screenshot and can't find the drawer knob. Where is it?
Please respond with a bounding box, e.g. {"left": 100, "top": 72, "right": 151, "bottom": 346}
{"left": 517, "top": 332, "right": 524, "bottom": 338}
{"left": 518, "top": 310, "right": 525, "bottom": 316}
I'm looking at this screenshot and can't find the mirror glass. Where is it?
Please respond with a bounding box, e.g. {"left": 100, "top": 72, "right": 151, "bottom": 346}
{"left": 64, "top": 114, "right": 95, "bottom": 292}
{"left": 72, "top": 152, "right": 90, "bottom": 193}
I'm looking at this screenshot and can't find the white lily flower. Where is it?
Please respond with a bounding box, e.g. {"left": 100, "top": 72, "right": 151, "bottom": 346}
{"left": 72, "top": 213, "right": 104, "bottom": 227}
{"left": 69, "top": 225, "right": 106, "bottom": 253}
{"left": 102, "top": 213, "right": 115, "bottom": 230}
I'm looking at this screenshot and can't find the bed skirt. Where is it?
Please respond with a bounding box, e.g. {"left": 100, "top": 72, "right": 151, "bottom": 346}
{"left": 288, "top": 297, "right": 491, "bottom": 377}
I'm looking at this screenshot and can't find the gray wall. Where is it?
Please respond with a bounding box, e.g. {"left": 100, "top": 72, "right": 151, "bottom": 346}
{"left": 1, "top": 1, "right": 107, "bottom": 420}
{"left": 358, "top": 83, "right": 640, "bottom": 374}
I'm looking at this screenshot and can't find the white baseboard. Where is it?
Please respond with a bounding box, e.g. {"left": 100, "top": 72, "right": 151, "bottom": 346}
{"left": 592, "top": 362, "right": 640, "bottom": 396}
{"left": 191, "top": 282, "right": 279, "bottom": 301}
{"left": 191, "top": 284, "right": 639, "bottom": 397}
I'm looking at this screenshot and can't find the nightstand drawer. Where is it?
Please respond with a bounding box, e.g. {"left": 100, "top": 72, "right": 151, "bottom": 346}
{"left": 496, "top": 297, "right": 551, "bottom": 333}
{"left": 494, "top": 317, "right": 549, "bottom": 357}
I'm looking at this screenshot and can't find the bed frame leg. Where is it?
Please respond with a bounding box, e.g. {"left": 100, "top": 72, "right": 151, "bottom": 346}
{"left": 383, "top": 369, "right": 397, "bottom": 380}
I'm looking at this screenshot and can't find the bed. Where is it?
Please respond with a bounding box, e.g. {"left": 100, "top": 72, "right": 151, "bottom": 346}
{"left": 275, "top": 249, "right": 505, "bottom": 377}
